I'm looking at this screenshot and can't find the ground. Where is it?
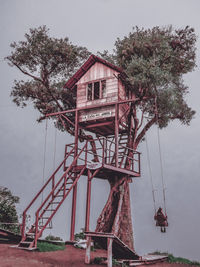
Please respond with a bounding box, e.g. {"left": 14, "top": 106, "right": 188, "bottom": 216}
{"left": 0, "top": 243, "right": 199, "bottom": 267}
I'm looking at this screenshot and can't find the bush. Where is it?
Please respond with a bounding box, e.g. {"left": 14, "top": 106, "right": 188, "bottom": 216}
{"left": 45, "top": 235, "right": 63, "bottom": 241}
{"left": 75, "top": 230, "right": 85, "bottom": 241}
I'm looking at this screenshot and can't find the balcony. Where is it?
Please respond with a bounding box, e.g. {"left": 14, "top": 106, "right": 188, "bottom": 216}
{"left": 64, "top": 137, "right": 141, "bottom": 179}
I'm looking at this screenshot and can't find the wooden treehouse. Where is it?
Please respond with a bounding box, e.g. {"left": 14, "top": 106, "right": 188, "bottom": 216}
{"left": 18, "top": 55, "right": 141, "bottom": 264}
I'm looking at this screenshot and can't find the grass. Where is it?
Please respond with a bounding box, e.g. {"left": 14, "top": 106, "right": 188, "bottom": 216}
{"left": 151, "top": 251, "right": 200, "bottom": 266}
{"left": 93, "top": 257, "right": 122, "bottom": 266}
{"left": 167, "top": 254, "right": 200, "bottom": 266}
{"left": 37, "top": 241, "right": 66, "bottom": 252}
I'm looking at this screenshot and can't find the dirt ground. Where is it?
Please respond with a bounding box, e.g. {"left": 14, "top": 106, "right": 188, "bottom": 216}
{"left": 0, "top": 243, "right": 199, "bottom": 267}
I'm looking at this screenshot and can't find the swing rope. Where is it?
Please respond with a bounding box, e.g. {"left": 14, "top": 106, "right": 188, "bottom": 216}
{"left": 41, "top": 118, "right": 48, "bottom": 203}
{"left": 155, "top": 96, "right": 167, "bottom": 216}
{"left": 157, "top": 126, "right": 167, "bottom": 215}
{"left": 53, "top": 126, "right": 57, "bottom": 171}
{"left": 145, "top": 132, "right": 157, "bottom": 214}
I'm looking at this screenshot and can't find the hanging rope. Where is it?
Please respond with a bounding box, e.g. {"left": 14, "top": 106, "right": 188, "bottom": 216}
{"left": 145, "top": 132, "right": 157, "bottom": 214}
{"left": 41, "top": 118, "right": 48, "bottom": 203}
{"left": 154, "top": 96, "right": 167, "bottom": 216}
{"left": 156, "top": 126, "right": 167, "bottom": 215}
{"left": 49, "top": 125, "right": 58, "bottom": 232}
{"left": 53, "top": 126, "right": 57, "bottom": 170}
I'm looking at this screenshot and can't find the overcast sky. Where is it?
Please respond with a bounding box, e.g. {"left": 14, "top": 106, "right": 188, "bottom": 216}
{"left": 0, "top": 0, "right": 200, "bottom": 261}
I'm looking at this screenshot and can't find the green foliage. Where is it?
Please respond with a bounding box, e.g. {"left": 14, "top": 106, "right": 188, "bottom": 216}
{"left": 45, "top": 234, "right": 63, "bottom": 241}
{"left": 0, "top": 187, "right": 20, "bottom": 234}
{"left": 6, "top": 26, "right": 90, "bottom": 133}
{"left": 102, "top": 25, "right": 196, "bottom": 133}
{"left": 37, "top": 241, "right": 65, "bottom": 252}
{"left": 151, "top": 252, "right": 200, "bottom": 266}
{"left": 75, "top": 229, "right": 85, "bottom": 241}
{"left": 112, "top": 258, "right": 120, "bottom": 266}
{"left": 93, "top": 257, "right": 105, "bottom": 264}
{"left": 167, "top": 254, "right": 200, "bottom": 265}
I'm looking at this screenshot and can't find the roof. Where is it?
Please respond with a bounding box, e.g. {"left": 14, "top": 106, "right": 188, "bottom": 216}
{"left": 64, "top": 54, "right": 126, "bottom": 89}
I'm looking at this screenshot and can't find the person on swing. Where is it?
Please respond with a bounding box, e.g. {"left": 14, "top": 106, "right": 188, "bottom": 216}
{"left": 154, "top": 207, "right": 168, "bottom": 233}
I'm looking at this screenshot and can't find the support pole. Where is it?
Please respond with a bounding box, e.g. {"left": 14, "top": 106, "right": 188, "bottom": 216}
{"left": 115, "top": 103, "right": 119, "bottom": 168}
{"left": 85, "top": 170, "right": 92, "bottom": 232}
{"left": 85, "top": 236, "right": 91, "bottom": 264}
{"left": 107, "top": 237, "right": 113, "bottom": 267}
{"left": 70, "top": 109, "right": 78, "bottom": 241}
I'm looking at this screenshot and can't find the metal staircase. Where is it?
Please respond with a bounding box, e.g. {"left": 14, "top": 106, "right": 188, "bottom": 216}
{"left": 109, "top": 134, "right": 129, "bottom": 167}
{"left": 18, "top": 142, "right": 88, "bottom": 250}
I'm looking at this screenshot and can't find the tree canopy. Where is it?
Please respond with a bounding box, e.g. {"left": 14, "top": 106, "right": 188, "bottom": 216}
{"left": 0, "top": 187, "right": 20, "bottom": 233}
{"left": 99, "top": 26, "right": 196, "bottom": 131}
{"left": 6, "top": 26, "right": 90, "bottom": 133}
{"left": 6, "top": 25, "right": 196, "bottom": 142}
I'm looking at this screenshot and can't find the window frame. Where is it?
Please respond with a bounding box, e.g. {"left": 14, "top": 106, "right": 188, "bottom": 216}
{"left": 86, "top": 79, "right": 106, "bottom": 101}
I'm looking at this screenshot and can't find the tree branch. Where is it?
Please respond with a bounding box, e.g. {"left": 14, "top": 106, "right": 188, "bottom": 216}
{"left": 12, "top": 63, "right": 43, "bottom": 83}
{"left": 135, "top": 116, "right": 157, "bottom": 148}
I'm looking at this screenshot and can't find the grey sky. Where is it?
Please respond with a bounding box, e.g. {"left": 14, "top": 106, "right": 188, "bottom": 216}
{"left": 0, "top": 0, "right": 200, "bottom": 261}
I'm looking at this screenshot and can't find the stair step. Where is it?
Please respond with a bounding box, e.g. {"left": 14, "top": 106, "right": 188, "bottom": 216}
{"left": 26, "top": 233, "right": 35, "bottom": 237}
{"left": 19, "top": 241, "right": 33, "bottom": 248}
{"left": 39, "top": 225, "right": 52, "bottom": 229}
{"left": 55, "top": 195, "right": 64, "bottom": 197}
{"left": 60, "top": 188, "right": 70, "bottom": 191}
{"left": 44, "top": 209, "right": 55, "bottom": 212}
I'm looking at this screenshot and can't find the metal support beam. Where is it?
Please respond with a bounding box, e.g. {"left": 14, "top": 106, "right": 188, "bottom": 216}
{"left": 85, "top": 236, "right": 91, "bottom": 264}
{"left": 85, "top": 170, "right": 92, "bottom": 232}
{"left": 107, "top": 237, "right": 113, "bottom": 267}
{"left": 115, "top": 103, "right": 119, "bottom": 168}
{"left": 70, "top": 109, "right": 79, "bottom": 241}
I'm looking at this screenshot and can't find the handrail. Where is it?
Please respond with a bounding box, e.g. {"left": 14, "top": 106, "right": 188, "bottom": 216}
{"left": 36, "top": 141, "right": 88, "bottom": 215}
{"left": 35, "top": 166, "right": 87, "bottom": 239}
{"left": 22, "top": 146, "right": 75, "bottom": 238}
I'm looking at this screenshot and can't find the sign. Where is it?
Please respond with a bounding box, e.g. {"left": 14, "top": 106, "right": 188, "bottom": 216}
{"left": 87, "top": 162, "right": 102, "bottom": 170}
{"left": 82, "top": 111, "right": 112, "bottom": 121}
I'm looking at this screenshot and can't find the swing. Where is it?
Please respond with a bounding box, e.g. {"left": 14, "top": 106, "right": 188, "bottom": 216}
{"left": 145, "top": 121, "right": 168, "bottom": 233}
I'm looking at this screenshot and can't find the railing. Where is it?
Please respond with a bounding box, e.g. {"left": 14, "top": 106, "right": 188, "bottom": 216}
{"left": 64, "top": 137, "right": 140, "bottom": 175}
{"left": 21, "top": 145, "right": 75, "bottom": 240}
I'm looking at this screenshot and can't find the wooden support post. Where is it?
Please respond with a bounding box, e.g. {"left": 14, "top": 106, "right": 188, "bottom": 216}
{"left": 70, "top": 109, "right": 79, "bottom": 241}
{"left": 115, "top": 103, "right": 119, "bottom": 168}
{"left": 107, "top": 237, "right": 113, "bottom": 267}
{"left": 85, "top": 236, "right": 91, "bottom": 264}
{"left": 85, "top": 170, "right": 92, "bottom": 232}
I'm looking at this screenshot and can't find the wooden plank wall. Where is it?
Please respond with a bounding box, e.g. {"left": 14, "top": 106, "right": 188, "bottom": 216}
{"left": 76, "top": 62, "right": 127, "bottom": 123}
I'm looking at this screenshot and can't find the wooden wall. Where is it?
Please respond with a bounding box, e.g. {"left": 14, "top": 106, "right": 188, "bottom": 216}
{"left": 76, "top": 62, "right": 127, "bottom": 123}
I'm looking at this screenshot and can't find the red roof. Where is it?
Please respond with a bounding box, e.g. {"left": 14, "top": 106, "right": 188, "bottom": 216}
{"left": 64, "top": 54, "right": 125, "bottom": 89}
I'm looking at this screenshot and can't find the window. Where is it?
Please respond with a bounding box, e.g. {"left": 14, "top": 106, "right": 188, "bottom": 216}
{"left": 94, "top": 82, "right": 100, "bottom": 100}
{"left": 87, "top": 83, "right": 92, "bottom": 101}
{"left": 87, "top": 80, "right": 106, "bottom": 101}
{"left": 101, "top": 80, "right": 106, "bottom": 98}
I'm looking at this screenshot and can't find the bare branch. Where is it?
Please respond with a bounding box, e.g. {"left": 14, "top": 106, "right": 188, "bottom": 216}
{"left": 12, "top": 63, "right": 43, "bottom": 83}
{"left": 135, "top": 116, "right": 157, "bottom": 148}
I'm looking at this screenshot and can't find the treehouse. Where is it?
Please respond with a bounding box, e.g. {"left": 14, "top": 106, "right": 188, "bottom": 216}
{"left": 18, "top": 55, "right": 141, "bottom": 262}
{"left": 65, "top": 54, "right": 135, "bottom": 136}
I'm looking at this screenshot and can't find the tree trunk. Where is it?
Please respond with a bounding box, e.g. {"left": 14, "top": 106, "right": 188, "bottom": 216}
{"left": 95, "top": 175, "right": 134, "bottom": 250}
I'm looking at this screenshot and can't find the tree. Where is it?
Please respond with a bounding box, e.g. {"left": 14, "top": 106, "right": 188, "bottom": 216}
{"left": 6, "top": 26, "right": 90, "bottom": 133}
{"left": 96, "top": 25, "right": 196, "bottom": 249}
{"left": 7, "top": 25, "right": 196, "bottom": 249}
{"left": 0, "top": 187, "right": 20, "bottom": 233}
